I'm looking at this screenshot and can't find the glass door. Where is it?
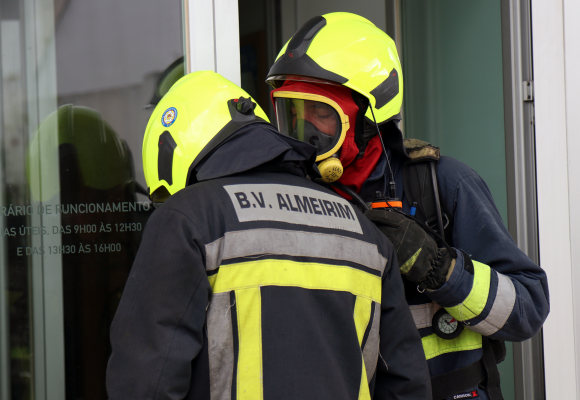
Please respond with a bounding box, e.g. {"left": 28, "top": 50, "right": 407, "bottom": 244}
{"left": 400, "top": 1, "right": 532, "bottom": 398}
{"left": 0, "top": 0, "right": 183, "bottom": 398}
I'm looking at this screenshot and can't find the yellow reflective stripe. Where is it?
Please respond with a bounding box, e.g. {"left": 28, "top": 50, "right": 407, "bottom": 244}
{"left": 354, "top": 297, "right": 372, "bottom": 345}
{"left": 354, "top": 297, "right": 372, "bottom": 400}
{"left": 236, "top": 288, "right": 263, "bottom": 400}
{"left": 210, "top": 259, "right": 381, "bottom": 303}
{"left": 358, "top": 355, "right": 371, "bottom": 400}
{"left": 400, "top": 248, "right": 421, "bottom": 274}
{"left": 421, "top": 330, "right": 482, "bottom": 360}
{"left": 446, "top": 261, "right": 491, "bottom": 321}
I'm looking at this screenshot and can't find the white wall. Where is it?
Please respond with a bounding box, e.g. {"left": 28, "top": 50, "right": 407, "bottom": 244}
{"left": 531, "top": 0, "right": 580, "bottom": 398}
{"left": 562, "top": 0, "right": 580, "bottom": 397}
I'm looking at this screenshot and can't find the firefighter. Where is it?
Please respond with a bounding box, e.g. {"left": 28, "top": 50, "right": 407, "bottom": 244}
{"left": 266, "top": 12, "right": 549, "bottom": 400}
{"left": 106, "top": 70, "right": 430, "bottom": 399}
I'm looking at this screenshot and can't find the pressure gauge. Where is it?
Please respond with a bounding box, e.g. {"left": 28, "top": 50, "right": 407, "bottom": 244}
{"left": 432, "top": 308, "right": 464, "bottom": 340}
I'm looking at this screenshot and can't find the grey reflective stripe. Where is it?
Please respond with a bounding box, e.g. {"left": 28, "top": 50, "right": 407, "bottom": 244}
{"left": 206, "top": 236, "right": 224, "bottom": 272}
{"left": 362, "top": 302, "right": 381, "bottom": 383}
{"left": 223, "top": 184, "right": 363, "bottom": 234}
{"left": 469, "top": 273, "right": 516, "bottom": 336}
{"left": 409, "top": 302, "right": 441, "bottom": 329}
{"left": 204, "top": 228, "right": 387, "bottom": 274}
{"left": 207, "top": 292, "right": 234, "bottom": 400}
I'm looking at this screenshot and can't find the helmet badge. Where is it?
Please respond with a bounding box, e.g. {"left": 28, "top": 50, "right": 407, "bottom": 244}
{"left": 162, "top": 107, "right": 178, "bottom": 127}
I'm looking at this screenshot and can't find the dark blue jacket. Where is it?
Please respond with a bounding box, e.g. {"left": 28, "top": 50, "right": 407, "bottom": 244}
{"left": 107, "top": 124, "right": 431, "bottom": 400}
{"left": 359, "top": 140, "right": 549, "bottom": 399}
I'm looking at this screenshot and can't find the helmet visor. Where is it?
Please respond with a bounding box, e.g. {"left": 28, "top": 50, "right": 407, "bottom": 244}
{"left": 273, "top": 92, "right": 348, "bottom": 161}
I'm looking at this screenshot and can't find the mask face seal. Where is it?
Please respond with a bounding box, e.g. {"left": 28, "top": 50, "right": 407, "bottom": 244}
{"left": 273, "top": 92, "right": 349, "bottom": 160}
{"left": 273, "top": 91, "right": 349, "bottom": 182}
{"left": 273, "top": 91, "right": 350, "bottom": 182}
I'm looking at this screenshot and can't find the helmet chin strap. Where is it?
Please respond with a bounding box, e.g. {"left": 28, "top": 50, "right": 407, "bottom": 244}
{"left": 317, "top": 105, "right": 393, "bottom": 186}
{"left": 369, "top": 105, "right": 397, "bottom": 200}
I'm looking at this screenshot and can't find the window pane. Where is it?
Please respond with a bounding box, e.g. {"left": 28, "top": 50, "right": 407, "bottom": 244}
{"left": 0, "top": 0, "right": 183, "bottom": 398}
{"left": 400, "top": 2, "right": 514, "bottom": 398}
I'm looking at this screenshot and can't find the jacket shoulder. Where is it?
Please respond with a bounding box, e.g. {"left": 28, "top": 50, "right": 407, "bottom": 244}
{"left": 437, "top": 156, "right": 480, "bottom": 186}
{"left": 436, "top": 156, "right": 485, "bottom": 202}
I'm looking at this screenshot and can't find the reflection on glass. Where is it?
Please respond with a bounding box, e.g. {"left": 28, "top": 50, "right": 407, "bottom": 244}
{"left": 29, "top": 105, "right": 150, "bottom": 399}
{"left": 1, "top": 0, "right": 183, "bottom": 398}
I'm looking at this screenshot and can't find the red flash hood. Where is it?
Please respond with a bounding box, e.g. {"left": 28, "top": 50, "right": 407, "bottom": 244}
{"left": 271, "top": 81, "right": 382, "bottom": 196}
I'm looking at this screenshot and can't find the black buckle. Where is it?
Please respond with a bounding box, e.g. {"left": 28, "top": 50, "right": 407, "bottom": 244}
{"left": 425, "top": 213, "right": 449, "bottom": 233}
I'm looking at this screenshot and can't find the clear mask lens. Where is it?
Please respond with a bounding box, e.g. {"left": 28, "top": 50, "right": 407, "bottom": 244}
{"left": 275, "top": 97, "right": 341, "bottom": 156}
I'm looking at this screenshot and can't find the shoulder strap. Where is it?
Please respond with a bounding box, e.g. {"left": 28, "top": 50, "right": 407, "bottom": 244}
{"left": 402, "top": 139, "right": 454, "bottom": 246}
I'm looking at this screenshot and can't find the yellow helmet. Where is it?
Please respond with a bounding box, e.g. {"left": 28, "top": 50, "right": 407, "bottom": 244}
{"left": 27, "top": 104, "right": 135, "bottom": 202}
{"left": 267, "top": 12, "right": 403, "bottom": 125}
{"left": 143, "top": 70, "right": 270, "bottom": 203}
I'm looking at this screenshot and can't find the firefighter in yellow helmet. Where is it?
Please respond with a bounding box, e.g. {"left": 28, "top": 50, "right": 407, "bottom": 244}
{"left": 267, "top": 12, "right": 549, "bottom": 400}
{"left": 106, "top": 70, "right": 430, "bottom": 399}
{"left": 268, "top": 13, "right": 402, "bottom": 187}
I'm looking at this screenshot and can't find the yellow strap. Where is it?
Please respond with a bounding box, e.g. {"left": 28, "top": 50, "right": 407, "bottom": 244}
{"left": 354, "top": 297, "right": 372, "bottom": 345}
{"left": 421, "top": 329, "right": 482, "bottom": 360}
{"left": 235, "top": 287, "right": 263, "bottom": 400}
{"left": 358, "top": 355, "right": 371, "bottom": 400}
{"left": 446, "top": 261, "right": 491, "bottom": 321}
{"left": 209, "top": 259, "right": 381, "bottom": 303}
{"left": 354, "top": 297, "right": 372, "bottom": 400}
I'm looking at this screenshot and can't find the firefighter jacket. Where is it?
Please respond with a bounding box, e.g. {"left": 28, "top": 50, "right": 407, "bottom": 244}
{"left": 358, "top": 125, "right": 549, "bottom": 399}
{"left": 106, "top": 124, "right": 431, "bottom": 400}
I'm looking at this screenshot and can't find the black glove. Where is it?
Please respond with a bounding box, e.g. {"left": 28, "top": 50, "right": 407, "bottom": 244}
{"left": 365, "top": 209, "right": 455, "bottom": 290}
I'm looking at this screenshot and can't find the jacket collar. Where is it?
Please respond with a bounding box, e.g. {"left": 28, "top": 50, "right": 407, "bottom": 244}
{"left": 194, "top": 123, "right": 320, "bottom": 182}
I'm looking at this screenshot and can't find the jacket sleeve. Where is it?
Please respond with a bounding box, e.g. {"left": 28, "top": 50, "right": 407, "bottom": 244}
{"left": 426, "top": 171, "right": 549, "bottom": 342}
{"left": 106, "top": 206, "right": 212, "bottom": 399}
{"left": 374, "top": 241, "right": 432, "bottom": 399}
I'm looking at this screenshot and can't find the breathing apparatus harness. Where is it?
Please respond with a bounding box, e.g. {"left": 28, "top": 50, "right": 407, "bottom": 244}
{"left": 324, "top": 106, "right": 506, "bottom": 400}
